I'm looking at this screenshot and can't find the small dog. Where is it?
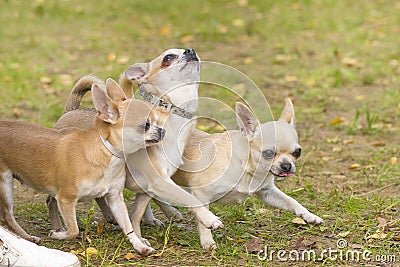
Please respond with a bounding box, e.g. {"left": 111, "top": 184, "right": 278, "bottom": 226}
{"left": 0, "top": 78, "right": 165, "bottom": 255}
{"left": 166, "top": 98, "right": 323, "bottom": 249}
{"left": 53, "top": 49, "right": 223, "bottom": 242}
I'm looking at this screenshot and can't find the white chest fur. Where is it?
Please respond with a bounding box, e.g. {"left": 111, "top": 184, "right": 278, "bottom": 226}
{"left": 78, "top": 156, "right": 126, "bottom": 201}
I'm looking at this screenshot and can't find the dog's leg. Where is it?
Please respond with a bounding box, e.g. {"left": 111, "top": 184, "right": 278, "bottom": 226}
{"left": 197, "top": 204, "right": 216, "bottom": 249}
{"left": 0, "top": 171, "right": 41, "bottom": 243}
{"left": 142, "top": 202, "right": 164, "bottom": 226}
{"left": 46, "top": 196, "right": 64, "bottom": 231}
{"left": 153, "top": 199, "right": 183, "bottom": 222}
{"left": 105, "top": 191, "right": 154, "bottom": 256}
{"left": 256, "top": 185, "right": 323, "bottom": 224}
{"left": 130, "top": 193, "right": 152, "bottom": 241}
{"left": 95, "top": 197, "right": 117, "bottom": 224}
{"left": 50, "top": 195, "right": 79, "bottom": 239}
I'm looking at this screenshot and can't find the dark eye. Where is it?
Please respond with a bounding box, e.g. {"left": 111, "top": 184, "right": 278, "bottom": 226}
{"left": 262, "top": 150, "right": 275, "bottom": 159}
{"left": 162, "top": 54, "right": 177, "bottom": 63}
{"left": 293, "top": 148, "right": 301, "bottom": 158}
{"left": 144, "top": 121, "right": 150, "bottom": 132}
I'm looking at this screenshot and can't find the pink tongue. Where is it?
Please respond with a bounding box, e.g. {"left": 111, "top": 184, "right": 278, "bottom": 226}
{"left": 280, "top": 173, "right": 293, "bottom": 177}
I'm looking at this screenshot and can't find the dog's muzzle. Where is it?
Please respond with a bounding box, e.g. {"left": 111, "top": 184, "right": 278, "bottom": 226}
{"left": 183, "top": 48, "right": 199, "bottom": 62}
{"left": 146, "top": 127, "right": 166, "bottom": 144}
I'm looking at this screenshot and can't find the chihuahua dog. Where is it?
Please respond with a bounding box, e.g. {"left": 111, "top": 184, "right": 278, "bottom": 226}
{"left": 165, "top": 98, "right": 323, "bottom": 249}
{"left": 0, "top": 78, "right": 165, "bottom": 255}
{"left": 53, "top": 49, "right": 223, "bottom": 241}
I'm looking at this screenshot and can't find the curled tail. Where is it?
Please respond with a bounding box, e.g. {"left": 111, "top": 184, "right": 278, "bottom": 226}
{"left": 63, "top": 74, "right": 105, "bottom": 114}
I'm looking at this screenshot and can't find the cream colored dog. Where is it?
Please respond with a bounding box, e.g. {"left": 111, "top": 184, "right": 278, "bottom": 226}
{"left": 52, "top": 49, "right": 223, "bottom": 240}
{"left": 147, "top": 99, "right": 323, "bottom": 249}
{"left": 0, "top": 78, "right": 165, "bottom": 255}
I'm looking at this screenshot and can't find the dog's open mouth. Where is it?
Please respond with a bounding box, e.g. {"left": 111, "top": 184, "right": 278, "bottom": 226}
{"left": 270, "top": 170, "right": 294, "bottom": 177}
{"left": 145, "top": 139, "right": 161, "bottom": 144}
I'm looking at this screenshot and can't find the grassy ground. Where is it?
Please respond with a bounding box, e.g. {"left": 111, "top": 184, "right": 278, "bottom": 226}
{"left": 1, "top": 0, "right": 399, "bottom": 266}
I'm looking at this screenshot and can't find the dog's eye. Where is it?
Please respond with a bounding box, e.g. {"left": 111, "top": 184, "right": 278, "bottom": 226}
{"left": 162, "top": 54, "right": 178, "bottom": 68}
{"left": 144, "top": 121, "right": 151, "bottom": 132}
{"left": 293, "top": 148, "right": 301, "bottom": 158}
{"left": 262, "top": 150, "right": 275, "bottom": 159}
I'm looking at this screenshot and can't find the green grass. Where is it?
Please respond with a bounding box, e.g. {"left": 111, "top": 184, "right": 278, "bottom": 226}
{"left": 1, "top": 0, "right": 399, "bottom": 266}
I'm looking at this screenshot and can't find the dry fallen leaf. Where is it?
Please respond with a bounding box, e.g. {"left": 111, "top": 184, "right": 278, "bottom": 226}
{"left": 337, "top": 231, "right": 351, "bottom": 238}
{"left": 40, "top": 76, "right": 52, "bottom": 84}
{"left": 367, "top": 232, "right": 387, "bottom": 241}
{"left": 348, "top": 164, "right": 361, "bottom": 169}
{"left": 292, "top": 217, "right": 307, "bottom": 225}
{"left": 125, "top": 252, "right": 140, "bottom": 260}
{"left": 85, "top": 247, "right": 98, "bottom": 257}
{"left": 390, "top": 157, "right": 397, "bottom": 164}
{"left": 329, "top": 117, "right": 344, "bottom": 125}
{"left": 377, "top": 217, "right": 387, "bottom": 228}
{"left": 244, "top": 237, "right": 264, "bottom": 253}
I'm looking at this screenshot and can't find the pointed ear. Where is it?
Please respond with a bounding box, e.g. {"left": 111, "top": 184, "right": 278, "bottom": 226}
{"left": 105, "top": 78, "right": 127, "bottom": 102}
{"left": 125, "top": 63, "right": 149, "bottom": 84}
{"left": 236, "top": 102, "right": 259, "bottom": 138}
{"left": 92, "top": 83, "right": 119, "bottom": 124}
{"left": 278, "top": 98, "right": 295, "bottom": 126}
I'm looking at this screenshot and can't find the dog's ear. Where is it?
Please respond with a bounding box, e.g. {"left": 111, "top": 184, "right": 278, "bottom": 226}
{"left": 125, "top": 63, "right": 149, "bottom": 84}
{"left": 92, "top": 83, "right": 119, "bottom": 124}
{"left": 236, "top": 102, "right": 259, "bottom": 139}
{"left": 278, "top": 98, "right": 295, "bottom": 126}
{"left": 105, "top": 78, "right": 127, "bottom": 102}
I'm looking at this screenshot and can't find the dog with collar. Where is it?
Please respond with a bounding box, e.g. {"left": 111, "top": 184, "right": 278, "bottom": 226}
{"left": 165, "top": 98, "right": 323, "bottom": 249}
{"left": 0, "top": 78, "right": 164, "bottom": 255}
{"left": 52, "top": 48, "right": 223, "bottom": 242}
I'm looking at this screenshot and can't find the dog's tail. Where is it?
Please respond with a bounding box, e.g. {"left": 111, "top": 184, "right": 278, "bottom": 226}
{"left": 63, "top": 74, "right": 105, "bottom": 114}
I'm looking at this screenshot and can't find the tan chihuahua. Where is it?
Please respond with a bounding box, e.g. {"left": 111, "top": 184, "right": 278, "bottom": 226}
{"left": 0, "top": 79, "right": 165, "bottom": 255}
{"left": 166, "top": 98, "right": 323, "bottom": 249}
{"left": 53, "top": 49, "right": 223, "bottom": 241}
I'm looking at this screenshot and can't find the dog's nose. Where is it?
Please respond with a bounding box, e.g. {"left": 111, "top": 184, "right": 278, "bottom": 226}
{"left": 184, "top": 48, "right": 196, "bottom": 55}
{"left": 280, "top": 162, "right": 292, "bottom": 173}
{"left": 159, "top": 128, "right": 166, "bottom": 140}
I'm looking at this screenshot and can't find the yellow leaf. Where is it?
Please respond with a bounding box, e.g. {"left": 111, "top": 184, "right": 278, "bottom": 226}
{"left": 107, "top": 52, "right": 116, "bottom": 62}
{"left": 349, "top": 164, "right": 361, "bottom": 169}
{"left": 367, "top": 232, "right": 387, "bottom": 240}
{"left": 390, "top": 157, "right": 397, "bottom": 164}
{"left": 285, "top": 75, "right": 298, "bottom": 82}
{"left": 232, "top": 19, "right": 245, "bottom": 27}
{"left": 329, "top": 117, "right": 344, "bottom": 125}
{"left": 337, "top": 231, "right": 350, "bottom": 238}
{"left": 85, "top": 247, "right": 98, "bottom": 257}
{"left": 243, "top": 57, "right": 253, "bottom": 65}
{"left": 180, "top": 35, "right": 193, "bottom": 43}
{"left": 160, "top": 26, "right": 171, "bottom": 36}
{"left": 40, "top": 76, "right": 52, "bottom": 84}
{"left": 124, "top": 252, "right": 139, "bottom": 260}
{"left": 291, "top": 217, "right": 306, "bottom": 225}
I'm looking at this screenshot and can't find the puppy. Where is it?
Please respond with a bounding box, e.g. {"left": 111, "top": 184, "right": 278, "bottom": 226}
{"left": 167, "top": 98, "right": 323, "bottom": 249}
{"left": 0, "top": 78, "right": 164, "bottom": 255}
{"left": 53, "top": 49, "right": 223, "bottom": 241}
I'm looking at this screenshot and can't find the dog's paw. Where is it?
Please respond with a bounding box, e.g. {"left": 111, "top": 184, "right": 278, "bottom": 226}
{"left": 142, "top": 217, "right": 164, "bottom": 227}
{"left": 302, "top": 213, "right": 323, "bottom": 225}
{"left": 164, "top": 206, "right": 184, "bottom": 222}
{"left": 28, "top": 235, "right": 41, "bottom": 244}
{"left": 128, "top": 235, "right": 155, "bottom": 256}
{"left": 201, "top": 240, "right": 217, "bottom": 250}
{"left": 49, "top": 230, "right": 77, "bottom": 240}
{"left": 204, "top": 216, "right": 224, "bottom": 230}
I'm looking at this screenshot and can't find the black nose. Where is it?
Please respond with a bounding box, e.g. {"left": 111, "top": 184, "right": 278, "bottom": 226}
{"left": 159, "top": 128, "right": 166, "bottom": 140}
{"left": 281, "top": 162, "right": 292, "bottom": 173}
{"left": 184, "top": 48, "right": 196, "bottom": 55}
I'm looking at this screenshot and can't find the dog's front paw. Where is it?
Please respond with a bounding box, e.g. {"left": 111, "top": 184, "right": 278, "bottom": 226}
{"left": 128, "top": 235, "right": 155, "bottom": 256}
{"left": 302, "top": 213, "right": 323, "bottom": 224}
{"left": 204, "top": 216, "right": 224, "bottom": 230}
{"left": 201, "top": 240, "right": 217, "bottom": 250}
{"left": 49, "top": 230, "right": 71, "bottom": 240}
